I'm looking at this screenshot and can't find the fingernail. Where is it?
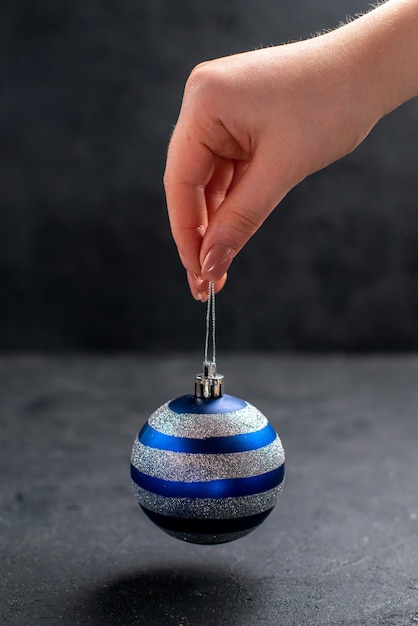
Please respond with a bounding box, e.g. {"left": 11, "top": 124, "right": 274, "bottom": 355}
{"left": 201, "top": 243, "right": 235, "bottom": 282}
{"left": 187, "top": 271, "right": 208, "bottom": 301}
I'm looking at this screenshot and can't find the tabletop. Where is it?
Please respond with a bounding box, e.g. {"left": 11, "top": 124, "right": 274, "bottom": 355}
{"left": 1, "top": 354, "right": 417, "bottom": 625}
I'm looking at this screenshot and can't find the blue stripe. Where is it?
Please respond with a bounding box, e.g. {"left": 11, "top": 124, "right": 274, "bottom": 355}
{"left": 138, "top": 423, "right": 277, "bottom": 454}
{"left": 168, "top": 394, "right": 246, "bottom": 415}
{"left": 131, "top": 463, "right": 284, "bottom": 499}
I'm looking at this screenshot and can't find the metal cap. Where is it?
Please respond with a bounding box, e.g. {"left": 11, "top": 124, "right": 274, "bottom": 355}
{"left": 195, "top": 361, "right": 224, "bottom": 399}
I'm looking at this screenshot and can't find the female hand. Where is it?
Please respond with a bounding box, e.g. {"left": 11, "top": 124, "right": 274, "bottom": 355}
{"left": 164, "top": 0, "right": 418, "bottom": 300}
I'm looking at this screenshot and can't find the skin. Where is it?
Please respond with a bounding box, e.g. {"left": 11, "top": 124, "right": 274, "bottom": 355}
{"left": 164, "top": 0, "right": 418, "bottom": 301}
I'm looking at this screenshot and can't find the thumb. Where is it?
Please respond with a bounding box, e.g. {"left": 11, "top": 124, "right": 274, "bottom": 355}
{"left": 200, "top": 155, "right": 289, "bottom": 282}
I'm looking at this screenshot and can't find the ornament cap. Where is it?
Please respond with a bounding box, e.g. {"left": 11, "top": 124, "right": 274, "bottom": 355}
{"left": 195, "top": 361, "right": 224, "bottom": 399}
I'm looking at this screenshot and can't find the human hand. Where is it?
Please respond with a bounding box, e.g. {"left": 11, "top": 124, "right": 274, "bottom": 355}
{"left": 164, "top": 0, "right": 418, "bottom": 300}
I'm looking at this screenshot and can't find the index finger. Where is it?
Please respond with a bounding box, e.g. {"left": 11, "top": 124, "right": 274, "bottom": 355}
{"left": 164, "top": 123, "right": 215, "bottom": 277}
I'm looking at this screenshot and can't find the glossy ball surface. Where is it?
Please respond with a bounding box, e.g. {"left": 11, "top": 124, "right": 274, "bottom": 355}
{"left": 131, "top": 393, "right": 285, "bottom": 544}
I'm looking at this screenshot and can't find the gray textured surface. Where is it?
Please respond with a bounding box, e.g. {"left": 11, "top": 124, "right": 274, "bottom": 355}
{"left": 1, "top": 354, "right": 418, "bottom": 625}
{"left": 1, "top": 0, "right": 418, "bottom": 351}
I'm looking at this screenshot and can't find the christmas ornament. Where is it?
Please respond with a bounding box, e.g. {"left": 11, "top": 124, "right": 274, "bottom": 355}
{"left": 130, "top": 283, "right": 285, "bottom": 544}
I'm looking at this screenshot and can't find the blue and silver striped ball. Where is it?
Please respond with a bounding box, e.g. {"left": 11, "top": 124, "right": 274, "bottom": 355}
{"left": 130, "top": 393, "right": 285, "bottom": 544}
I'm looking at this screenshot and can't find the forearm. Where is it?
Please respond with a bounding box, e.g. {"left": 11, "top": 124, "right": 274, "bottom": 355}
{"left": 326, "top": 0, "right": 418, "bottom": 119}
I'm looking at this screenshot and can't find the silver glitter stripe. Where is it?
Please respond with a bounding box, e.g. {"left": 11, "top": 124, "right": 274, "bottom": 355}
{"left": 131, "top": 437, "right": 285, "bottom": 481}
{"left": 133, "top": 484, "right": 283, "bottom": 519}
{"left": 148, "top": 402, "right": 268, "bottom": 438}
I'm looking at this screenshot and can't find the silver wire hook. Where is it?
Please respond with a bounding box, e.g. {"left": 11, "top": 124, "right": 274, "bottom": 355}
{"left": 204, "top": 282, "right": 216, "bottom": 366}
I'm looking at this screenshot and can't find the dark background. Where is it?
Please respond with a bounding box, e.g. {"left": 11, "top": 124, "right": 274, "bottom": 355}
{"left": 1, "top": 0, "right": 418, "bottom": 353}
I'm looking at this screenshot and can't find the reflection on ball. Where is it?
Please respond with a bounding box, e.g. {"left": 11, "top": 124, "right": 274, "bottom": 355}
{"left": 130, "top": 393, "right": 285, "bottom": 544}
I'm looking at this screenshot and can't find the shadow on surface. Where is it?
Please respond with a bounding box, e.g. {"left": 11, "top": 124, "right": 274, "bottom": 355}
{"left": 84, "top": 563, "right": 277, "bottom": 625}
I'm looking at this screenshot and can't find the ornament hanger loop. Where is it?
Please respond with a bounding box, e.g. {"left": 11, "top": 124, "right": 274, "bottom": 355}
{"left": 204, "top": 281, "right": 216, "bottom": 367}
{"left": 195, "top": 282, "right": 224, "bottom": 399}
